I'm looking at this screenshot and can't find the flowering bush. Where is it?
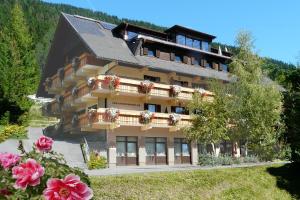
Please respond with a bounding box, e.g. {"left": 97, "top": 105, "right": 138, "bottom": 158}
{"left": 104, "top": 108, "right": 120, "bottom": 122}
{"left": 87, "top": 151, "right": 107, "bottom": 169}
{"left": 0, "top": 125, "right": 27, "bottom": 143}
{"left": 87, "top": 77, "right": 99, "bottom": 90}
{"left": 170, "top": 85, "right": 182, "bottom": 97}
{"left": 88, "top": 109, "right": 98, "bottom": 125}
{"left": 35, "top": 136, "right": 53, "bottom": 152}
{"left": 194, "top": 88, "right": 208, "bottom": 96}
{"left": 102, "top": 75, "right": 120, "bottom": 90}
{"left": 43, "top": 174, "right": 93, "bottom": 200}
{"left": 169, "top": 113, "right": 181, "bottom": 126}
{"left": 0, "top": 136, "right": 92, "bottom": 199}
{"left": 139, "top": 80, "right": 154, "bottom": 94}
{"left": 140, "top": 111, "right": 155, "bottom": 124}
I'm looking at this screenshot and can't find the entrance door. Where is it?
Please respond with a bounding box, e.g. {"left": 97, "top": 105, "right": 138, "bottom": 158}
{"left": 116, "top": 136, "right": 138, "bottom": 166}
{"left": 145, "top": 137, "right": 167, "bottom": 165}
{"left": 174, "top": 138, "right": 191, "bottom": 164}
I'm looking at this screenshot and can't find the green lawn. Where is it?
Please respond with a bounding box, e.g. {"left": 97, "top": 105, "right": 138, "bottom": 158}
{"left": 91, "top": 164, "right": 299, "bottom": 200}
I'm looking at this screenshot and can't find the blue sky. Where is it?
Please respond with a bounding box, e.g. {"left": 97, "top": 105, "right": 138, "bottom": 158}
{"left": 44, "top": 0, "right": 300, "bottom": 65}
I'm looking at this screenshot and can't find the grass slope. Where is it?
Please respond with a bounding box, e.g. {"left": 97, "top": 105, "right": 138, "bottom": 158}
{"left": 91, "top": 164, "right": 299, "bottom": 200}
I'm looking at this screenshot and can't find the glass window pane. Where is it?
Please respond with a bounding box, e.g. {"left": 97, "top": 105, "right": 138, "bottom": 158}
{"left": 127, "top": 31, "right": 138, "bottom": 40}
{"left": 148, "top": 50, "right": 155, "bottom": 57}
{"left": 175, "top": 55, "right": 182, "bottom": 62}
{"left": 156, "top": 143, "right": 166, "bottom": 156}
{"left": 156, "top": 137, "right": 166, "bottom": 143}
{"left": 127, "top": 137, "right": 137, "bottom": 142}
{"left": 145, "top": 142, "right": 155, "bottom": 156}
{"left": 176, "top": 35, "right": 185, "bottom": 45}
{"left": 202, "top": 41, "right": 209, "bottom": 51}
{"left": 186, "top": 37, "right": 193, "bottom": 47}
{"left": 193, "top": 40, "right": 201, "bottom": 49}
{"left": 145, "top": 137, "right": 155, "bottom": 143}
{"left": 116, "top": 136, "right": 126, "bottom": 142}
{"left": 221, "top": 63, "right": 228, "bottom": 72}
{"left": 175, "top": 142, "right": 181, "bottom": 156}
{"left": 148, "top": 104, "right": 156, "bottom": 112}
{"left": 127, "top": 142, "right": 137, "bottom": 157}
{"left": 175, "top": 107, "right": 184, "bottom": 114}
{"left": 182, "top": 143, "right": 190, "bottom": 156}
{"left": 117, "top": 142, "right": 126, "bottom": 157}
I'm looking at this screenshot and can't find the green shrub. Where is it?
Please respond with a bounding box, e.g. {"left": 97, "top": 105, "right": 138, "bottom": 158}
{"left": 88, "top": 151, "right": 107, "bottom": 169}
{"left": 243, "top": 155, "right": 260, "bottom": 163}
{"left": 0, "top": 124, "right": 27, "bottom": 143}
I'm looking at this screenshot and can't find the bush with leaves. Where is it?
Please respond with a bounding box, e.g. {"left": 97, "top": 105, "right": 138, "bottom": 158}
{"left": 0, "top": 136, "right": 93, "bottom": 199}
{"left": 0, "top": 124, "right": 27, "bottom": 143}
{"left": 88, "top": 151, "right": 107, "bottom": 170}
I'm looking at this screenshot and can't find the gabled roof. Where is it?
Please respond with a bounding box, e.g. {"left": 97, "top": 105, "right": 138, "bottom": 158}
{"left": 62, "top": 13, "right": 139, "bottom": 65}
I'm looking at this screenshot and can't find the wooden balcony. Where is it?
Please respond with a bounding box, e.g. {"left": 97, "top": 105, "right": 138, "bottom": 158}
{"left": 45, "top": 54, "right": 113, "bottom": 94}
{"left": 42, "top": 101, "right": 61, "bottom": 117}
{"left": 76, "top": 108, "right": 191, "bottom": 132}
{"left": 92, "top": 75, "right": 213, "bottom": 102}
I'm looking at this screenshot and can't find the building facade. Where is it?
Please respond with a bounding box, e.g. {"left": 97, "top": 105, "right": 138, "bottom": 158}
{"left": 37, "top": 13, "right": 233, "bottom": 167}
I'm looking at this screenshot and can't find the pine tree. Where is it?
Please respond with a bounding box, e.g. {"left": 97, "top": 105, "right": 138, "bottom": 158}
{"left": 0, "top": 2, "right": 39, "bottom": 123}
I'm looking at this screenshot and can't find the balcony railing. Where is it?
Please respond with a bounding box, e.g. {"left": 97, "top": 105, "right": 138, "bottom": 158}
{"left": 74, "top": 108, "right": 191, "bottom": 132}
{"left": 44, "top": 54, "right": 106, "bottom": 94}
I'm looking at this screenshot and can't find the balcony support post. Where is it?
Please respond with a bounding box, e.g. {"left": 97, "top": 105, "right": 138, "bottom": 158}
{"left": 107, "top": 131, "right": 117, "bottom": 167}
{"left": 138, "top": 136, "right": 146, "bottom": 166}
{"left": 191, "top": 140, "right": 198, "bottom": 165}
{"left": 167, "top": 136, "right": 175, "bottom": 166}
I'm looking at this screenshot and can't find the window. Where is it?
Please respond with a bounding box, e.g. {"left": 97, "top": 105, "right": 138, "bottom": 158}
{"left": 144, "top": 104, "right": 161, "bottom": 112}
{"left": 176, "top": 34, "right": 185, "bottom": 45}
{"left": 192, "top": 40, "right": 201, "bottom": 49}
{"left": 145, "top": 137, "right": 167, "bottom": 157}
{"left": 185, "top": 37, "right": 193, "bottom": 47}
{"left": 192, "top": 83, "right": 208, "bottom": 90}
{"left": 205, "top": 60, "right": 212, "bottom": 68}
{"left": 173, "top": 80, "right": 188, "bottom": 87}
{"left": 221, "top": 63, "right": 228, "bottom": 72}
{"left": 144, "top": 75, "right": 160, "bottom": 83}
{"left": 147, "top": 49, "right": 155, "bottom": 57}
{"left": 116, "top": 136, "right": 137, "bottom": 157}
{"left": 174, "top": 138, "right": 190, "bottom": 156}
{"left": 171, "top": 106, "right": 188, "bottom": 115}
{"left": 192, "top": 58, "right": 200, "bottom": 66}
{"left": 202, "top": 41, "right": 210, "bottom": 51}
{"left": 175, "top": 55, "right": 182, "bottom": 62}
{"left": 127, "top": 31, "right": 138, "bottom": 40}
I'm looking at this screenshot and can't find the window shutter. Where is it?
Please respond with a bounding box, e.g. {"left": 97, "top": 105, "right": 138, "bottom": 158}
{"left": 143, "top": 47, "right": 148, "bottom": 55}
{"left": 170, "top": 53, "right": 175, "bottom": 61}
{"left": 156, "top": 50, "right": 160, "bottom": 58}
{"left": 156, "top": 105, "right": 161, "bottom": 113}
{"left": 171, "top": 106, "right": 175, "bottom": 113}
{"left": 183, "top": 56, "right": 189, "bottom": 64}
{"left": 144, "top": 103, "right": 148, "bottom": 110}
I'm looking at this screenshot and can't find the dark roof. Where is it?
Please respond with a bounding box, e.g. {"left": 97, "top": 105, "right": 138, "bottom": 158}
{"left": 165, "top": 25, "right": 216, "bottom": 40}
{"left": 112, "top": 22, "right": 167, "bottom": 39}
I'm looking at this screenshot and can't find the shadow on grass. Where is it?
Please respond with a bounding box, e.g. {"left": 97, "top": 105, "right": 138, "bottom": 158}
{"left": 267, "top": 163, "right": 300, "bottom": 199}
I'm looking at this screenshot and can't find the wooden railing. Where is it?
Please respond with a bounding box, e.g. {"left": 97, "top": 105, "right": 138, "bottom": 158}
{"left": 77, "top": 108, "right": 191, "bottom": 130}
{"left": 45, "top": 54, "right": 102, "bottom": 92}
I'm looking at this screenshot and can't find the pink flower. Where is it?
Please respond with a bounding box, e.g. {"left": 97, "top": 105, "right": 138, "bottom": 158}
{"left": 0, "top": 153, "right": 20, "bottom": 170}
{"left": 35, "top": 135, "right": 53, "bottom": 152}
{"left": 12, "top": 159, "right": 45, "bottom": 190}
{"left": 43, "top": 174, "right": 93, "bottom": 200}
